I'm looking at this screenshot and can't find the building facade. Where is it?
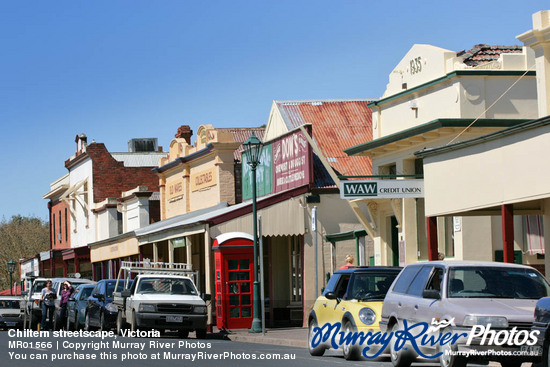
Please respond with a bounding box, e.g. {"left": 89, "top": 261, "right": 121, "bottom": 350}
{"left": 345, "top": 43, "right": 539, "bottom": 268}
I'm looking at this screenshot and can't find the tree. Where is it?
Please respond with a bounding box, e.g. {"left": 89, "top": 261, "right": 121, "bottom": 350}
{"left": 0, "top": 215, "right": 49, "bottom": 291}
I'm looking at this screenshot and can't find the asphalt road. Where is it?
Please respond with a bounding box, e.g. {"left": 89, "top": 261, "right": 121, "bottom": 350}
{"left": 0, "top": 329, "right": 400, "bottom": 367}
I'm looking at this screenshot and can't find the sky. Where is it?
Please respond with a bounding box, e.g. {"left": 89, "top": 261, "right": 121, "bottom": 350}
{"left": 0, "top": 0, "right": 548, "bottom": 221}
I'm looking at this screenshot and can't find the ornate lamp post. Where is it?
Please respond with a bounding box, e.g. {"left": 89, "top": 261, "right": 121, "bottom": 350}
{"left": 7, "top": 260, "right": 16, "bottom": 296}
{"left": 243, "top": 132, "right": 263, "bottom": 333}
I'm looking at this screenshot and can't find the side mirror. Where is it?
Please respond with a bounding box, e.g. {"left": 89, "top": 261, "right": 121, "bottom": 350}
{"left": 201, "top": 293, "right": 211, "bottom": 301}
{"left": 21, "top": 291, "right": 28, "bottom": 296}
{"left": 121, "top": 289, "right": 132, "bottom": 298}
{"left": 68, "top": 297, "right": 76, "bottom": 303}
{"left": 423, "top": 289, "right": 441, "bottom": 300}
{"left": 325, "top": 292, "right": 338, "bottom": 300}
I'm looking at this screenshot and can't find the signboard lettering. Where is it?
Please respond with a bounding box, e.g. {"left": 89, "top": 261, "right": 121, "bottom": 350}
{"left": 341, "top": 180, "right": 424, "bottom": 199}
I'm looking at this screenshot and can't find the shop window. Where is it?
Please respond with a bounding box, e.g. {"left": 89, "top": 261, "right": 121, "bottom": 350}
{"left": 65, "top": 208, "right": 68, "bottom": 242}
{"left": 290, "top": 237, "right": 302, "bottom": 303}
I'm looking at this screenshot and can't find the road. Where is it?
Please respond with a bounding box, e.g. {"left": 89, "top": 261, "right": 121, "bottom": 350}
{"left": 0, "top": 329, "right": 399, "bottom": 367}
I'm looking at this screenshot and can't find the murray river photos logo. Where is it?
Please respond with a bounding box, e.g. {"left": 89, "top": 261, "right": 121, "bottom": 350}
{"left": 309, "top": 319, "right": 540, "bottom": 359}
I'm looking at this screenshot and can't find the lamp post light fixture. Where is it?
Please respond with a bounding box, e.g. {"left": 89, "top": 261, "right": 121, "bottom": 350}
{"left": 7, "top": 260, "right": 16, "bottom": 296}
{"left": 242, "top": 132, "right": 263, "bottom": 333}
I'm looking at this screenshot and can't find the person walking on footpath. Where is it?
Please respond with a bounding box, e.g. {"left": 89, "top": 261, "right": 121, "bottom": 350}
{"left": 340, "top": 254, "right": 355, "bottom": 269}
{"left": 59, "top": 281, "right": 74, "bottom": 330}
{"left": 40, "top": 280, "right": 56, "bottom": 331}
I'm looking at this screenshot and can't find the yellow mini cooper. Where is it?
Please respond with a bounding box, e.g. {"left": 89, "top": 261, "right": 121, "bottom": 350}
{"left": 308, "top": 267, "right": 402, "bottom": 360}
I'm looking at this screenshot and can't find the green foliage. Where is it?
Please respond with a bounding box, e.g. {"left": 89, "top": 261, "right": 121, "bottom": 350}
{"left": 0, "top": 215, "right": 49, "bottom": 291}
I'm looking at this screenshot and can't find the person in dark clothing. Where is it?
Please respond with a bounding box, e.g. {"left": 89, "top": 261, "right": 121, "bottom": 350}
{"left": 58, "top": 281, "right": 74, "bottom": 330}
{"left": 40, "top": 280, "right": 56, "bottom": 331}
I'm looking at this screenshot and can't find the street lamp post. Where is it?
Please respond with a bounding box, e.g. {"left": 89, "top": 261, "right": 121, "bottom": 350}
{"left": 7, "top": 260, "right": 16, "bottom": 296}
{"left": 243, "top": 132, "right": 263, "bottom": 333}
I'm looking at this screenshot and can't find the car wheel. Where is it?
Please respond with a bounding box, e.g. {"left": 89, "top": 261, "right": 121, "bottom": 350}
{"left": 66, "top": 314, "right": 72, "bottom": 331}
{"left": 390, "top": 323, "right": 414, "bottom": 367}
{"left": 178, "top": 330, "right": 189, "bottom": 339}
{"left": 439, "top": 328, "right": 466, "bottom": 367}
{"left": 99, "top": 313, "right": 107, "bottom": 332}
{"left": 342, "top": 320, "right": 361, "bottom": 360}
{"left": 308, "top": 319, "right": 325, "bottom": 357}
{"left": 130, "top": 311, "right": 138, "bottom": 333}
{"left": 196, "top": 329, "right": 207, "bottom": 339}
{"left": 85, "top": 313, "right": 94, "bottom": 331}
{"left": 116, "top": 311, "right": 127, "bottom": 336}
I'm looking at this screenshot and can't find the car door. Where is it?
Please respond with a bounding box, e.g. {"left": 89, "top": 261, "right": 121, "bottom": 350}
{"left": 88, "top": 282, "right": 102, "bottom": 324}
{"left": 383, "top": 265, "right": 423, "bottom": 328}
{"left": 404, "top": 265, "right": 435, "bottom": 325}
{"left": 413, "top": 266, "right": 444, "bottom": 324}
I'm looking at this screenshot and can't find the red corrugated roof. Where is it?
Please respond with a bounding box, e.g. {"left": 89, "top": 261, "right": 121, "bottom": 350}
{"left": 219, "top": 127, "right": 266, "bottom": 161}
{"left": 457, "top": 44, "right": 523, "bottom": 67}
{"left": 276, "top": 100, "right": 373, "bottom": 186}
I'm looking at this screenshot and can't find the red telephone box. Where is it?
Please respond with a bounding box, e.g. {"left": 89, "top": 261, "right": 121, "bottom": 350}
{"left": 213, "top": 232, "right": 254, "bottom": 330}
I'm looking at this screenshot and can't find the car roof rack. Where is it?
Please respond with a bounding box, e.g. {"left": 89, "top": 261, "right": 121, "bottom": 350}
{"left": 116, "top": 261, "right": 200, "bottom": 291}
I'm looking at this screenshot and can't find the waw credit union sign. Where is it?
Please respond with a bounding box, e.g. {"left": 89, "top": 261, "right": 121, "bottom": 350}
{"left": 340, "top": 180, "right": 424, "bottom": 199}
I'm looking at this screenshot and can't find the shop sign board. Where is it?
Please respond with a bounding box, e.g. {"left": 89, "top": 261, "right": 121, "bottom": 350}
{"left": 340, "top": 180, "right": 424, "bottom": 199}
{"left": 242, "top": 130, "right": 312, "bottom": 200}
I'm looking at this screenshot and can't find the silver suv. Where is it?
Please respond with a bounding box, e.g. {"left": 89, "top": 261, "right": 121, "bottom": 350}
{"left": 381, "top": 261, "right": 550, "bottom": 367}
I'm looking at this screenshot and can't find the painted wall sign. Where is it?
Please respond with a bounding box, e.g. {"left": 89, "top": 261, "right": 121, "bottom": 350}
{"left": 191, "top": 167, "right": 218, "bottom": 192}
{"left": 340, "top": 180, "right": 424, "bottom": 199}
{"left": 272, "top": 131, "right": 310, "bottom": 192}
{"left": 242, "top": 130, "right": 312, "bottom": 200}
{"left": 167, "top": 178, "right": 184, "bottom": 201}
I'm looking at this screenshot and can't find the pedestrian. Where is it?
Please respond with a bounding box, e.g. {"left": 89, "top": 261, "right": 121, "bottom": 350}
{"left": 40, "top": 280, "right": 56, "bottom": 331}
{"left": 59, "top": 281, "right": 74, "bottom": 330}
{"left": 340, "top": 254, "right": 355, "bottom": 269}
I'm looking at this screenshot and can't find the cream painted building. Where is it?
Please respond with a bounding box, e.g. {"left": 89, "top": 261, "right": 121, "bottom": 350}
{"left": 345, "top": 42, "right": 539, "bottom": 267}
{"left": 417, "top": 10, "right": 550, "bottom": 274}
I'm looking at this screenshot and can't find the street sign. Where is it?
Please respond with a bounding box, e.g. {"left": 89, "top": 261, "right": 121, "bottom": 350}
{"left": 340, "top": 180, "right": 424, "bottom": 199}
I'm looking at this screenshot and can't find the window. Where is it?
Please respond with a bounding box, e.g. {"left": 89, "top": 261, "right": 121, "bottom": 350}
{"left": 334, "top": 275, "right": 351, "bottom": 299}
{"left": 426, "top": 268, "right": 444, "bottom": 291}
{"left": 393, "top": 266, "right": 422, "bottom": 294}
{"left": 65, "top": 208, "right": 68, "bottom": 242}
{"left": 407, "top": 266, "right": 433, "bottom": 297}
{"left": 323, "top": 274, "right": 341, "bottom": 296}
{"left": 52, "top": 214, "right": 56, "bottom": 246}
{"left": 58, "top": 210, "right": 62, "bottom": 243}
{"left": 290, "top": 237, "right": 302, "bottom": 302}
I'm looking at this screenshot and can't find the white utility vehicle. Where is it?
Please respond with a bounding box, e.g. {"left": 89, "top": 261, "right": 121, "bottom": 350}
{"left": 113, "top": 261, "right": 210, "bottom": 338}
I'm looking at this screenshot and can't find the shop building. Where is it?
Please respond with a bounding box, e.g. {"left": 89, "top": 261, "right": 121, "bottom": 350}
{"left": 42, "top": 134, "right": 166, "bottom": 279}
{"left": 416, "top": 10, "right": 550, "bottom": 274}
{"left": 344, "top": 43, "right": 539, "bottom": 267}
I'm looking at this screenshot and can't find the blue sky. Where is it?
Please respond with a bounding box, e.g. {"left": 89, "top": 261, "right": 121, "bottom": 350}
{"left": 0, "top": 0, "right": 547, "bottom": 220}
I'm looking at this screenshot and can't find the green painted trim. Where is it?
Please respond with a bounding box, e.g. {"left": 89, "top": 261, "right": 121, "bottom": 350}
{"left": 415, "top": 115, "right": 550, "bottom": 158}
{"left": 344, "top": 118, "right": 530, "bottom": 156}
{"left": 325, "top": 229, "right": 368, "bottom": 242}
{"left": 339, "top": 174, "right": 423, "bottom": 179}
{"left": 368, "top": 70, "right": 536, "bottom": 108}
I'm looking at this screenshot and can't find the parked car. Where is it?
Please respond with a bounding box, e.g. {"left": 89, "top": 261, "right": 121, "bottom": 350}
{"left": 381, "top": 261, "right": 550, "bottom": 367}
{"left": 0, "top": 296, "right": 24, "bottom": 329}
{"left": 51, "top": 277, "right": 96, "bottom": 330}
{"left": 531, "top": 297, "right": 550, "bottom": 367}
{"left": 85, "top": 279, "right": 133, "bottom": 331}
{"left": 308, "top": 266, "right": 402, "bottom": 360}
{"left": 24, "top": 277, "right": 48, "bottom": 329}
{"left": 66, "top": 284, "right": 95, "bottom": 330}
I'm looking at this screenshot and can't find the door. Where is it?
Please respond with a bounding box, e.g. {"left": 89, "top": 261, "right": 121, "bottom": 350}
{"left": 225, "top": 254, "right": 254, "bottom": 329}
{"left": 391, "top": 216, "right": 399, "bottom": 266}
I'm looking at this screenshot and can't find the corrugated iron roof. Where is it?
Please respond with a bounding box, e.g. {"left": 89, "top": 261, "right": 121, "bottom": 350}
{"left": 457, "top": 44, "right": 523, "bottom": 67}
{"left": 219, "top": 127, "right": 266, "bottom": 161}
{"left": 276, "top": 100, "right": 373, "bottom": 187}
{"left": 111, "top": 152, "right": 168, "bottom": 167}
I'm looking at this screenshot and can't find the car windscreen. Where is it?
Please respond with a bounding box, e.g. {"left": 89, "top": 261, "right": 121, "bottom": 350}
{"left": 347, "top": 271, "right": 400, "bottom": 301}
{"left": 32, "top": 281, "right": 46, "bottom": 294}
{"left": 448, "top": 266, "right": 550, "bottom": 299}
{"left": 136, "top": 278, "right": 197, "bottom": 295}
{"left": 0, "top": 300, "right": 20, "bottom": 309}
